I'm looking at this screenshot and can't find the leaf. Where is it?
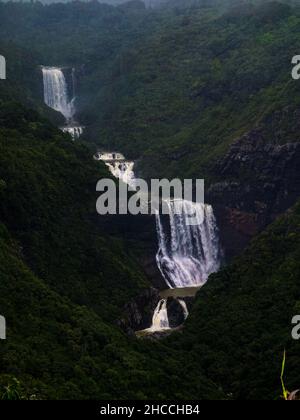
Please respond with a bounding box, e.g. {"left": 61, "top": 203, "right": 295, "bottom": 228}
{"left": 280, "top": 349, "right": 289, "bottom": 401}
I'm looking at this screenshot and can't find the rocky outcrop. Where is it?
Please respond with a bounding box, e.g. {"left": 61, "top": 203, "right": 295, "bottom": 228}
{"left": 117, "top": 287, "right": 160, "bottom": 335}
{"left": 208, "top": 117, "right": 300, "bottom": 260}
{"left": 167, "top": 298, "right": 186, "bottom": 328}
{"left": 118, "top": 290, "right": 195, "bottom": 336}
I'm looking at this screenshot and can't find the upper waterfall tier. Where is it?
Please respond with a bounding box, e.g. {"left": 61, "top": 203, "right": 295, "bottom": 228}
{"left": 42, "top": 67, "right": 75, "bottom": 122}
{"left": 156, "top": 200, "right": 222, "bottom": 289}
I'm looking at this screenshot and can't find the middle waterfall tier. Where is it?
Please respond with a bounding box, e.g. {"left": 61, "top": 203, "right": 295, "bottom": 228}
{"left": 156, "top": 200, "right": 222, "bottom": 289}
{"left": 94, "top": 151, "right": 136, "bottom": 188}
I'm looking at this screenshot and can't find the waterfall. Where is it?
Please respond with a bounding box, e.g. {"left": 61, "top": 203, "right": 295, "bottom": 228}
{"left": 42, "top": 66, "right": 84, "bottom": 139}
{"left": 42, "top": 67, "right": 75, "bottom": 122}
{"left": 62, "top": 126, "right": 84, "bottom": 140}
{"left": 150, "top": 299, "right": 170, "bottom": 331}
{"left": 147, "top": 297, "right": 189, "bottom": 332}
{"left": 156, "top": 200, "right": 221, "bottom": 289}
{"left": 94, "top": 152, "right": 136, "bottom": 188}
{"left": 106, "top": 162, "right": 136, "bottom": 188}
{"left": 178, "top": 299, "right": 189, "bottom": 320}
{"left": 94, "top": 149, "right": 221, "bottom": 333}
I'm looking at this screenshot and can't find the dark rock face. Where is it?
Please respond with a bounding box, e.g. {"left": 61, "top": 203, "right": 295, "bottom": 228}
{"left": 208, "top": 121, "right": 300, "bottom": 260}
{"left": 167, "top": 298, "right": 185, "bottom": 328}
{"left": 117, "top": 287, "right": 160, "bottom": 335}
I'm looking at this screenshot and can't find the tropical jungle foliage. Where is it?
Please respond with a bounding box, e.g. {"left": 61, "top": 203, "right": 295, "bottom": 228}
{"left": 0, "top": 0, "right": 299, "bottom": 400}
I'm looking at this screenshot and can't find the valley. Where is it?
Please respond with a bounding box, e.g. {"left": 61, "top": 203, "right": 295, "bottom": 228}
{"left": 0, "top": 0, "right": 299, "bottom": 401}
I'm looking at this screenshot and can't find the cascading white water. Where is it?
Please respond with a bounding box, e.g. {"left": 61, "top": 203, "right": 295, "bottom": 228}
{"left": 62, "top": 126, "right": 84, "bottom": 139}
{"left": 155, "top": 200, "right": 221, "bottom": 289}
{"left": 95, "top": 149, "right": 221, "bottom": 332}
{"left": 147, "top": 297, "right": 189, "bottom": 333}
{"left": 178, "top": 299, "right": 189, "bottom": 320}
{"left": 94, "top": 152, "right": 136, "bottom": 188}
{"left": 106, "top": 161, "right": 136, "bottom": 187}
{"left": 42, "top": 67, "right": 75, "bottom": 121}
{"left": 42, "top": 66, "right": 84, "bottom": 139}
{"left": 150, "top": 299, "right": 170, "bottom": 331}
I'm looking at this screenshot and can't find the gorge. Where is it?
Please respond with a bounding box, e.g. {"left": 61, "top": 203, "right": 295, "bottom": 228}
{"left": 94, "top": 157, "right": 222, "bottom": 332}
{"left": 41, "top": 66, "right": 223, "bottom": 334}
{"left": 1, "top": 0, "right": 300, "bottom": 400}
{"left": 41, "top": 63, "right": 222, "bottom": 334}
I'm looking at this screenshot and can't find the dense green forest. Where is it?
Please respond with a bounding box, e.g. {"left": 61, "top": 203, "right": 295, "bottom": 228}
{"left": 0, "top": 0, "right": 299, "bottom": 400}
{"left": 2, "top": 0, "right": 300, "bottom": 181}
{"left": 171, "top": 202, "right": 300, "bottom": 399}
{"left": 0, "top": 102, "right": 223, "bottom": 399}
{"left": 82, "top": 0, "right": 300, "bottom": 181}
{"left": 0, "top": 101, "right": 299, "bottom": 399}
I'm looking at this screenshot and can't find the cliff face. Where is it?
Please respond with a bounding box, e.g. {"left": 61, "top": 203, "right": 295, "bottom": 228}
{"left": 208, "top": 116, "right": 300, "bottom": 259}
{"left": 117, "top": 288, "right": 160, "bottom": 334}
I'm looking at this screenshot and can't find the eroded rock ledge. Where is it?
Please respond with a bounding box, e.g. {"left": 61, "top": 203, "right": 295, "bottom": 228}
{"left": 208, "top": 119, "right": 300, "bottom": 259}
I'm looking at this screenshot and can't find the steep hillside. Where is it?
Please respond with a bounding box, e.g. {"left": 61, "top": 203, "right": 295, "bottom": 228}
{"left": 0, "top": 105, "right": 298, "bottom": 398}
{"left": 0, "top": 219, "right": 225, "bottom": 400}
{"left": 80, "top": 2, "right": 300, "bottom": 182}
{"left": 75, "top": 1, "right": 300, "bottom": 257}
{"left": 0, "top": 1, "right": 152, "bottom": 65}
{"left": 0, "top": 101, "right": 223, "bottom": 400}
{"left": 0, "top": 41, "right": 63, "bottom": 124}
{"left": 3, "top": 2, "right": 300, "bottom": 186}
{"left": 166, "top": 201, "right": 300, "bottom": 399}
{"left": 0, "top": 102, "right": 149, "bottom": 319}
{"left": 0, "top": 0, "right": 299, "bottom": 401}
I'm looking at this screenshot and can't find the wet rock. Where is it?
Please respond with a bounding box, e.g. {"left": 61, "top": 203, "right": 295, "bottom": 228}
{"left": 117, "top": 287, "right": 160, "bottom": 335}
{"left": 167, "top": 298, "right": 185, "bottom": 329}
